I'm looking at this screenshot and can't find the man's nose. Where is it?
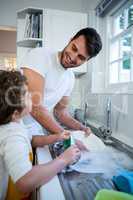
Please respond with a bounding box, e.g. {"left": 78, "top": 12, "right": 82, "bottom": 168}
{"left": 71, "top": 53, "right": 78, "bottom": 63}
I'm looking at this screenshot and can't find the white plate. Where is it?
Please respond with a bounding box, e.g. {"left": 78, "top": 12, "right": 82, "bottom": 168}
{"left": 71, "top": 130, "right": 105, "bottom": 152}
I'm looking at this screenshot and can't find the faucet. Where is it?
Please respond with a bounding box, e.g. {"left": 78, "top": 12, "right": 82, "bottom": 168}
{"left": 84, "top": 102, "right": 88, "bottom": 126}
{"left": 106, "top": 97, "right": 112, "bottom": 137}
{"left": 98, "top": 97, "right": 112, "bottom": 139}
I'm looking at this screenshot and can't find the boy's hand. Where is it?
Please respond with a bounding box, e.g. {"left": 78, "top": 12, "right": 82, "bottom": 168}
{"left": 59, "top": 145, "right": 81, "bottom": 165}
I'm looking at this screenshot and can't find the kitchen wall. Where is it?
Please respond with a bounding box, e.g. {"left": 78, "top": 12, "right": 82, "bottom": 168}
{"left": 0, "top": 30, "right": 16, "bottom": 53}
{"left": 71, "top": 61, "right": 132, "bottom": 147}
{"left": 0, "top": 0, "right": 99, "bottom": 27}
{"left": 71, "top": 42, "right": 133, "bottom": 148}
{"left": 79, "top": 91, "right": 133, "bottom": 147}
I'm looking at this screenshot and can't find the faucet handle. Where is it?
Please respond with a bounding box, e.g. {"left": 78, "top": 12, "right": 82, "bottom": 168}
{"left": 84, "top": 102, "right": 88, "bottom": 119}
{"left": 84, "top": 102, "right": 89, "bottom": 114}
{"left": 98, "top": 126, "right": 106, "bottom": 134}
{"left": 85, "top": 102, "right": 88, "bottom": 108}
{"left": 107, "top": 97, "right": 111, "bottom": 111}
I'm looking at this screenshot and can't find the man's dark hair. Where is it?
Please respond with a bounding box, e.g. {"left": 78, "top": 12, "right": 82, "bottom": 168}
{"left": 72, "top": 27, "right": 102, "bottom": 58}
{"left": 0, "top": 70, "right": 27, "bottom": 125}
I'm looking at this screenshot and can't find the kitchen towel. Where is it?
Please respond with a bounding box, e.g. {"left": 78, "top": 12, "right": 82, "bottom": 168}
{"left": 95, "top": 189, "right": 133, "bottom": 200}
{"left": 113, "top": 170, "right": 133, "bottom": 194}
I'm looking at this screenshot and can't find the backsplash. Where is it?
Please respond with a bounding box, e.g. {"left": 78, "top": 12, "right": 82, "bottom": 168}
{"left": 70, "top": 77, "right": 132, "bottom": 147}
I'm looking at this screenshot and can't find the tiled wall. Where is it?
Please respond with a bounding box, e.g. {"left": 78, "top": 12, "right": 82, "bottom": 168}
{"left": 70, "top": 81, "right": 133, "bottom": 147}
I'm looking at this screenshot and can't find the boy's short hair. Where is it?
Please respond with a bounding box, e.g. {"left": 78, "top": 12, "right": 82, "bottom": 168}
{"left": 0, "top": 70, "right": 27, "bottom": 125}
{"left": 71, "top": 27, "right": 102, "bottom": 58}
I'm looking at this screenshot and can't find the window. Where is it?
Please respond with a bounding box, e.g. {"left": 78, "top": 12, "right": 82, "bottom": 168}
{"left": 0, "top": 28, "right": 16, "bottom": 70}
{"left": 0, "top": 53, "right": 16, "bottom": 70}
{"left": 109, "top": 1, "right": 133, "bottom": 84}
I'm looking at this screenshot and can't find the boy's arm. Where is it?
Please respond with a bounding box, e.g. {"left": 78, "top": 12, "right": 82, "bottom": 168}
{"left": 31, "top": 135, "right": 59, "bottom": 148}
{"left": 16, "top": 145, "right": 80, "bottom": 194}
{"left": 4, "top": 135, "right": 80, "bottom": 195}
{"left": 31, "top": 131, "right": 70, "bottom": 148}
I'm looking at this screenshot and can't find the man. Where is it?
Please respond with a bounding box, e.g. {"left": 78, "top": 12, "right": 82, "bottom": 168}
{"left": 21, "top": 27, "right": 102, "bottom": 137}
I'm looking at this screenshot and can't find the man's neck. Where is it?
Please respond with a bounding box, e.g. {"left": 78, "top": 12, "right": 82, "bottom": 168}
{"left": 58, "top": 51, "right": 61, "bottom": 62}
{"left": 58, "top": 51, "right": 67, "bottom": 70}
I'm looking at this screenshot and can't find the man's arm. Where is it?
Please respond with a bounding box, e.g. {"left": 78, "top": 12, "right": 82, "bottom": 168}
{"left": 54, "top": 96, "right": 91, "bottom": 134}
{"left": 23, "top": 68, "right": 64, "bottom": 134}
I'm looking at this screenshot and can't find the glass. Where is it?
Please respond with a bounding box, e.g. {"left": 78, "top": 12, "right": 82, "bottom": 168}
{"left": 0, "top": 54, "right": 16, "bottom": 70}
{"left": 113, "top": 12, "right": 125, "bottom": 36}
{"left": 110, "top": 41, "right": 119, "bottom": 62}
{"left": 123, "top": 53, "right": 131, "bottom": 70}
{"left": 120, "top": 33, "right": 131, "bottom": 70}
{"left": 109, "top": 62, "right": 119, "bottom": 84}
{"left": 128, "top": 4, "right": 133, "bottom": 27}
{"left": 120, "top": 60, "right": 130, "bottom": 83}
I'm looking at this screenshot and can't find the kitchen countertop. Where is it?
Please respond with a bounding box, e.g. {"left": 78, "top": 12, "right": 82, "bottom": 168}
{"left": 23, "top": 115, "right": 65, "bottom": 200}
{"left": 36, "top": 146, "right": 65, "bottom": 200}
{"left": 49, "top": 143, "right": 116, "bottom": 200}
{"left": 26, "top": 116, "right": 133, "bottom": 200}
{"left": 36, "top": 141, "right": 133, "bottom": 200}
{"left": 36, "top": 146, "right": 114, "bottom": 200}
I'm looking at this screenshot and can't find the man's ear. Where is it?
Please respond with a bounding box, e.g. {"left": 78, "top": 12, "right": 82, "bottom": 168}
{"left": 87, "top": 56, "right": 91, "bottom": 61}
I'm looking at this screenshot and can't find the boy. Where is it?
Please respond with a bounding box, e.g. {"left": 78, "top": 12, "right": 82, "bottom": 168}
{"left": 0, "top": 70, "right": 80, "bottom": 200}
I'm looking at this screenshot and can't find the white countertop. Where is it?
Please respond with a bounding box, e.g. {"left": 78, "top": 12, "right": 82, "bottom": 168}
{"left": 36, "top": 146, "right": 65, "bottom": 200}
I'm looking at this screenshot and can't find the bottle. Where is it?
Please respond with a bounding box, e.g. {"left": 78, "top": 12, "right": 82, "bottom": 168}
{"left": 63, "top": 135, "right": 75, "bottom": 149}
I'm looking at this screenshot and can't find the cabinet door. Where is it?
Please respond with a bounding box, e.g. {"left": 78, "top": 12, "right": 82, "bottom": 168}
{"left": 43, "top": 9, "right": 87, "bottom": 74}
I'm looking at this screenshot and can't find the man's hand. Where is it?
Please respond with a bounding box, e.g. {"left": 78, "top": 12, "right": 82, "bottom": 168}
{"left": 81, "top": 126, "right": 92, "bottom": 136}
{"left": 57, "top": 130, "right": 70, "bottom": 140}
{"left": 84, "top": 126, "right": 92, "bottom": 136}
{"left": 75, "top": 139, "right": 89, "bottom": 151}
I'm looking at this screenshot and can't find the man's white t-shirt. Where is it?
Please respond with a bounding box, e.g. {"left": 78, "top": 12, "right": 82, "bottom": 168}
{"left": 0, "top": 121, "right": 32, "bottom": 200}
{"left": 21, "top": 47, "right": 75, "bottom": 111}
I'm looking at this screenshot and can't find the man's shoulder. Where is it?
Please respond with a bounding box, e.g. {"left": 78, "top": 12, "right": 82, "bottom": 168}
{"left": 67, "top": 69, "right": 75, "bottom": 81}
{"left": 29, "top": 47, "right": 55, "bottom": 56}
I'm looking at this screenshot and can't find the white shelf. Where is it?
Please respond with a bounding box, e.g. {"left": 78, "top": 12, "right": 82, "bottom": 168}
{"left": 17, "top": 7, "right": 43, "bottom": 48}
{"left": 17, "top": 38, "right": 42, "bottom": 47}
{"left": 17, "top": 7, "right": 43, "bottom": 18}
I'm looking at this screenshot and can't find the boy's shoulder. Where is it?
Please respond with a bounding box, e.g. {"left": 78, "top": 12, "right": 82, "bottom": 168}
{"left": 0, "top": 121, "right": 28, "bottom": 141}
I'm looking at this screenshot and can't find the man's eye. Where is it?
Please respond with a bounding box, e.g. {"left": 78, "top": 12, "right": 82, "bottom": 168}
{"left": 72, "top": 46, "right": 77, "bottom": 51}
{"left": 79, "top": 55, "right": 85, "bottom": 61}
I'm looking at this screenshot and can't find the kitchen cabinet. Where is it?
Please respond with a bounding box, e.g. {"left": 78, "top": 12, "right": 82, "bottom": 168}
{"left": 17, "top": 7, "right": 87, "bottom": 74}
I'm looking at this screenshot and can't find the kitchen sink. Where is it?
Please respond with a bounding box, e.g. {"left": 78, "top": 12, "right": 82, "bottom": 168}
{"left": 49, "top": 128, "right": 133, "bottom": 200}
